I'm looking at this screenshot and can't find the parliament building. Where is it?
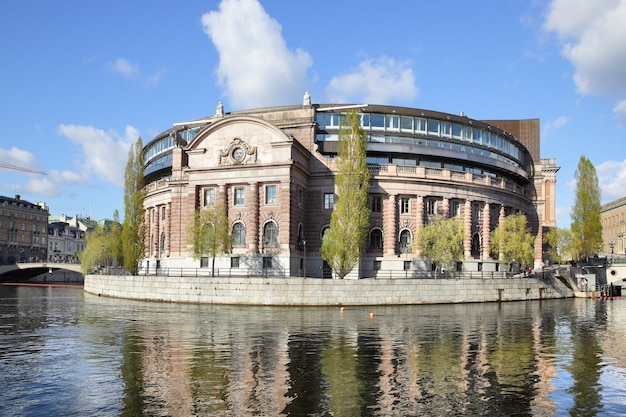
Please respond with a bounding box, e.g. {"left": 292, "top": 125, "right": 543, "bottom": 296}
{"left": 141, "top": 95, "right": 558, "bottom": 278}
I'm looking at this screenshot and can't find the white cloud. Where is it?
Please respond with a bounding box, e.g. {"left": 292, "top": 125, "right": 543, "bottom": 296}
{"left": 201, "top": 0, "right": 313, "bottom": 109}
{"left": 597, "top": 159, "right": 626, "bottom": 202}
{"left": 107, "top": 57, "right": 167, "bottom": 87}
{"left": 613, "top": 99, "right": 626, "bottom": 126}
{"left": 542, "top": 115, "right": 571, "bottom": 138}
{"left": 544, "top": 0, "right": 626, "bottom": 100}
{"left": 0, "top": 147, "right": 42, "bottom": 172}
{"left": 325, "top": 57, "right": 418, "bottom": 105}
{"left": 108, "top": 57, "right": 140, "bottom": 78}
{"left": 57, "top": 124, "right": 138, "bottom": 187}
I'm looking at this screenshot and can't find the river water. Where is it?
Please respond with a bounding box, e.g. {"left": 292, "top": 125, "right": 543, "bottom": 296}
{"left": 1, "top": 285, "right": 626, "bottom": 417}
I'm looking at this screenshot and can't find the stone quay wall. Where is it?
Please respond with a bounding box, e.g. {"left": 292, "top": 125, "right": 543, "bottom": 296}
{"left": 84, "top": 274, "right": 573, "bottom": 305}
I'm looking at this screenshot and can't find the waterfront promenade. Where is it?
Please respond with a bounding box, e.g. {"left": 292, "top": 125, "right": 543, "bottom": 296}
{"left": 84, "top": 272, "right": 574, "bottom": 305}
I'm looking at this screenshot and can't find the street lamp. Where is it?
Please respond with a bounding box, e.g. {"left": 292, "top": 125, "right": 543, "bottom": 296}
{"left": 609, "top": 240, "right": 615, "bottom": 264}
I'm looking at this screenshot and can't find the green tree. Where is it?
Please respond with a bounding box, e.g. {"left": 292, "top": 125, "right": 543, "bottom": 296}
{"left": 544, "top": 227, "right": 574, "bottom": 264}
{"left": 78, "top": 224, "right": 107, "bottom": 275}
{"left": 78, "top": 215, "right": 123, "bottom": 275}
{"left": 490, "top": 212, "right": 535, "bottom": 272}
{"left": 188, "top": 204, "right": 231, "bottom": 276}
{"left": 321, "top": 111, "right": 370, "bottom": 279}
{"left": 416, "top": 215, "right": 464, "bottom": 277}
{"left": 571, "top": 155, "right": 603, "bottom": 259}
{"left": 121, "top": 137, "right": 146, "bottom": 275}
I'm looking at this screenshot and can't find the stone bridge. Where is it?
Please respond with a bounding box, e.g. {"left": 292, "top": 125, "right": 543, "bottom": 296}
{"left": 0, "top": 263, "right": 83, "bottom": 282}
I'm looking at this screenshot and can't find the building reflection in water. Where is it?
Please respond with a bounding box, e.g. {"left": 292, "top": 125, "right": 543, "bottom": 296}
{"left": 109, "top": 301, "right": 625, "bottom": 416}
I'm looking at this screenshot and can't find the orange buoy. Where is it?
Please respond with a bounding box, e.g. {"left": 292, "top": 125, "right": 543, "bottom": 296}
{"left": 369, "top": 312, "right": 375, "bottom": 318}
{"left": 340, "top": 306, "right": 345, "bottom": 313}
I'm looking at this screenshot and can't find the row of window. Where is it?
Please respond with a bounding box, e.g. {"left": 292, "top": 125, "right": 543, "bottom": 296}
{"left": 0, "top": 220, "right": 47, "bottom": 233}
{"left": 316, "top": 111, "right": 522, "bottom": 161}
{"left": 324, "top": 194, "right": 462, "bottom": 217}
{"left": 154, "top": 220, "right": 280, "bottom": 253}
{"left": 0, "top": 209, "right": 47, "bottom": 222}
{"left": 1, "top": 232, "right": 46, "bottom": 245}
{"left": 203, "top": 185, "right": 279, "bottom": 207}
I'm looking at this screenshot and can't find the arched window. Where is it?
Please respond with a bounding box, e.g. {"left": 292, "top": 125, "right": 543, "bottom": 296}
{"left": 370, "top": 229, "right": 383, "bottom": 250}
{"left": 232, "top": 222, "right": 246, "bottom": 246}
{"left": 263, "top": 221, "right": 278, "bottom": 247}
{"left": 399, "top": 229, "right": 412, "bottom": 253}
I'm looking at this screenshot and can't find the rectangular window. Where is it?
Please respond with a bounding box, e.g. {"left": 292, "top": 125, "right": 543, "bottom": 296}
{"left": 371, "top": 196, "right": 382, "bottom": 213}
{"left": 298, "top": 189, "right": 304, "bottom": 207}
{"left": 373, "top": 260, "right": 382, "bottom": 270}
{"left": 234, "top": 187, "right": 245, "bottom": 205}
{"left": 265, "top": 184, "right": 277, "bottom": 204}
{"left": 263, "top": 256, "right": 272, "bottom": 269}
{"left": 400, "top": 197, "right": 410, "bottom": 214}
{"left": 231, "top": 257, "right": 240, "bottom": 268}
{"left": 385, "top": 114, "right": 399, "bottom": 131}
{"left": 204, "top": 188, "right": 215, "bottom": 206}
{"left": 427, "top": 119, "right": 439, "bottom": 136}
{"left": 404, "top": 261, "right": 411, "bottom": 271}
{"left": 426, "top": 199, "right": 436, "bottom": 216}
{"left": 324, "top": 193, "right": 334, "bottom": 210}
{"left": 370, "top": 114, "right": 385, "bottom": 130}
{"left": 450, "top": 200, "right": 460, "bottom": 217}
{"left": 400, "top": 116, "right": 413, "bottom": 132}
{"left": 161, "top": 206, "right": 166, "bottom": 220}
{"left": 200, "top": 257, "right": 209, "bottom": 268}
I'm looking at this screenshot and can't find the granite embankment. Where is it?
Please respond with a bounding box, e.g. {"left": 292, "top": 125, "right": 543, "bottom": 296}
{"left": 84, "top": 274, "right": 573, "bottom": 305}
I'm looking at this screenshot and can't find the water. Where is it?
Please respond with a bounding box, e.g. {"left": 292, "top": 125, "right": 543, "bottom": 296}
{"left": 1, "top": 286, "right": 626, "bottom": 416}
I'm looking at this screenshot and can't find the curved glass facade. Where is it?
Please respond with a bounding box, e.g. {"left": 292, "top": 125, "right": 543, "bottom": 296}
{"left": 144, "top": 126, "right": 205, "bottom": 172}
{"left": 315, "top": 111, "right": 524, "bottom": 170}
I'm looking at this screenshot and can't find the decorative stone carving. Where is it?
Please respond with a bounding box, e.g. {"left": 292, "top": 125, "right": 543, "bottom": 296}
{"left": 219, "top": 138, "right": 257, "bottom": 166}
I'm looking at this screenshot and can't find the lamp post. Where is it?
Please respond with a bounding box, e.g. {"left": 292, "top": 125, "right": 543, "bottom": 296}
{"left": 609, "top": 240, "right": 615, "bottom": 265}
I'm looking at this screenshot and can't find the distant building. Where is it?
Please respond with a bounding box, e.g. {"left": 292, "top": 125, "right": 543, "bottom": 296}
{"left": 47, "top": 221, "right": 85, "bottom": 264}
{"left": 48, "top": 214, "right": 119, "bottom": 265}
{"left": 601, "top": 197, "right": 626, "bottom": 256}
{"left": 142, "top": 98, "right": 558, "bottom": 278}
{"left": 0, "top": 195, "right": 49, "bottom": 264}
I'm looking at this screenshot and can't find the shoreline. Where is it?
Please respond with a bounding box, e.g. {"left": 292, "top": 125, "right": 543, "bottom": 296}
{"left": 1, "top": 282, "right": 84, "bottom": 289}
{"left": 84, "top": 274, "right": 574, "bottom": 306}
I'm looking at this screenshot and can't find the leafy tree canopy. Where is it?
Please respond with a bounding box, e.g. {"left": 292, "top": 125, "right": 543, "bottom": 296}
{"left": 490, "top": 212, "right": 534, "bottom": 269}
{"left": 416, "top": 215, "right": 464, "bottom": 277}
{"left": 188, "top": 204, "right": 231, "bottom": 276}
{"left": 321, "top": 111, "right": 370, "bottom": 279}
{"left": 570, "top": 155, "right": 603, "bottom": 259}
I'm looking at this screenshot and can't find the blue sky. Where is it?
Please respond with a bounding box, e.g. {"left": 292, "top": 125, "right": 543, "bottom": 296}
{"left": 1, "top": 0, "right": 625, "bottom": 228}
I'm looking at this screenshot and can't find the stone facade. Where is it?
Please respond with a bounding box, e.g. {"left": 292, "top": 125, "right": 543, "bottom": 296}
{"left": 0, "top": 195, "right": 48, "bottom": 264}
{"left": 84, "top": 274, "right": 573, "bottom": 305}
{"left": 142, "top": 101, "right": 559, "bottom": 278}
{"left": 601, "top": 196, "right": 626, "bottom": 256}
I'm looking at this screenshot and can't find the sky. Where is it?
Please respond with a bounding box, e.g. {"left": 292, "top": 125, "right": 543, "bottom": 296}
{"left": 1, "top": 0, "right": 625, "bottom": 228}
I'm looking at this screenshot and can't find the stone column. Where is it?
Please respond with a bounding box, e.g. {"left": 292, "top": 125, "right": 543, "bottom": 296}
{"left": 415, "top": 196, "right": 424, "bottom": 256}
{"left": 165, "top": 202, "right": 171, "bottom": 257}
{"left": 464, "top": 200, "right": 472, "bottom": 259}
{"left": 384, "top": 194, "right": 397, "bottom": 256}
{"left": 248, "top": 182, "right": 260, "bottom": 252}
{"left": 498, "top": 205, "right": 505, "bottom": 261}
{"left": 482, "top": 203, "right": 490, "bottom": 260}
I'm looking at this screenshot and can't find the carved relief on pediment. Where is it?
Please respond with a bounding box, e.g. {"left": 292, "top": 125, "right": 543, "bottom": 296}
{"left": 219, "top": 138, "right": 257, "bottom": 166}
